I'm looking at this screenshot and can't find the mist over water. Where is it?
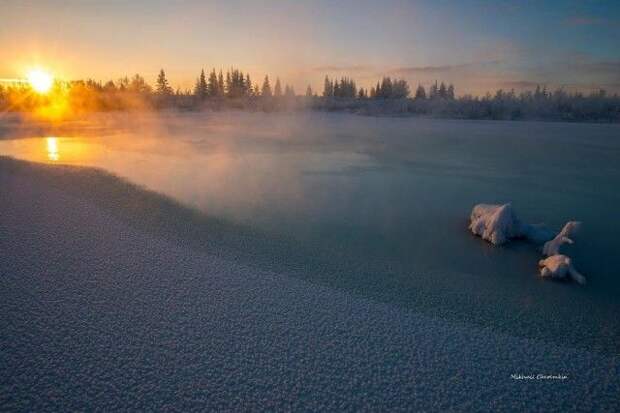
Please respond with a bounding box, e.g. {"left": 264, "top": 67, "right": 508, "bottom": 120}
{"left": 1, "top": 112, "right": 619, "bottom": 353}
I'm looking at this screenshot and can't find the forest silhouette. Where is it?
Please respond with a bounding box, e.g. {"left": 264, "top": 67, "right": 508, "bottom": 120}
{"left": 1, "top": 67, "right": 618, "bottom": 122}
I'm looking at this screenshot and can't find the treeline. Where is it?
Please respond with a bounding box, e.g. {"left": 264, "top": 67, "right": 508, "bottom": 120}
{"left": 190, "top": 68, "right": 296, "bottom": 100}
{"left": 1, "top": 67, "right": 619, "bottom": 122}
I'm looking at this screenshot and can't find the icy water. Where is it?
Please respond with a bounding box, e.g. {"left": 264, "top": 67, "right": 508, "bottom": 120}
{"left": 1, "top": 112, "right": 619, "bottom": 354}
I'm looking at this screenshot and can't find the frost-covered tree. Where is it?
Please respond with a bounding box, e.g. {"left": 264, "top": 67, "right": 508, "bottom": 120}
{"left": 194, "top": 69, "right": 208, "bottom": 100}
{"left": 284, "top": 84, "right": 295, "bottom": 98}
{"left": 323, "top": 76, "right": 334, "bottom": 97}
{"left": 333, "top": 77, "right": 356, "bottom": 98}
{"left": 368, "top": 77, "right": 408, "bottom": 99}
{"left": 225, "top": 71, "right": 232, "bottom": 97}
{"left": 117, "top": 76, "right": 130, "bottom": 91}
{"left": 379, "top": 77, "right": 393, "bottom": 99}
{"left": 306, "top": 85, "right": 313, "bottom": 97}
{"left": 438, "top": 82, "right": 448, "bottom": 99}
{"left": 207, "top": 69, "right": 219, "bottom": 97}
{"left": 103, "top": 80, "right": 116, "bottom": 92}
{"left": 415, "top": 84, "right": 426, "bottom": 100}
{"left": 429, "top": 81, "right": 439, "bottom": 100}
{"left": 155, "top": 69, "right": 173, "bottom": 96}
{"left": 447, "top": 84, "right": 455, "bottom": 100}
{"left": 245, "top": 74, "right": 252, "bottom": 97}
{"left": 392, "top": 79, "right": 410, "bottom": 99}
{"left": 261, "top": 75, "right": 272, "bottom": 97}
{"left": 274, "top": 78, "right": 282, "bottom": 97}
{"left": 129, "top": 74, "right": 152, "bottom": 94}
{"left": 224, "top": 68, "right": 248, "bottom": 98}
{"left": 217, "top": 70, "right": 225, "bottom": 97}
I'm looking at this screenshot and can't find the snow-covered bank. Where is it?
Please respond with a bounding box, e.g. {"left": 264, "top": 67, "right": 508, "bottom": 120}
{"left": 1, "top": 159, "right": 618, "bottom": 411}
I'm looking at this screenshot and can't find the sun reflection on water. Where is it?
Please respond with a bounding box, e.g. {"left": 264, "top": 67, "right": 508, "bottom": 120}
{"left": 46, "top": 137, "right": 59, "bottom": 161}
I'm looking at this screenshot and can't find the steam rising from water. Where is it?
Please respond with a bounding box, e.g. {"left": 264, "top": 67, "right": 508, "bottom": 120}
{"left": 1, "top": 112, "right": 619, "bottom": 353}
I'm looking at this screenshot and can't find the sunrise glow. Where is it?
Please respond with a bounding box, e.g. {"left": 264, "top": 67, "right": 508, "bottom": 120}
{"left": 27, "top": 69, "right": 53, "bottom": 94}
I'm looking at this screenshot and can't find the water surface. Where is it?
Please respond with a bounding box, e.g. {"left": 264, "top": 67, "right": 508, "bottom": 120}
{"left": 2, "top": 112, "right": 619, "bottom": 353}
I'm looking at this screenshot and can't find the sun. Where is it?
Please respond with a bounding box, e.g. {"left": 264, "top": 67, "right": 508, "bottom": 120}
{"left": 27, "top": 69, "right": 54, "bottom": 94}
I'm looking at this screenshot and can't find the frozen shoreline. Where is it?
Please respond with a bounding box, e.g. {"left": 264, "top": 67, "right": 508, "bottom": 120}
{"left": 1, "top": 158, "right": 618, "bottom": 411}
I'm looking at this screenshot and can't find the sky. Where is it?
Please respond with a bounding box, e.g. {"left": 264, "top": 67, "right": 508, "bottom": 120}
{"left": 1, "top": 0, "right": 619, "bottom": 95}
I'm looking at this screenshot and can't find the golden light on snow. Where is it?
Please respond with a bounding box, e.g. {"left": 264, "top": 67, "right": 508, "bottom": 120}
{"left": 27, "top": 69, "right": 54, "bottom": 94}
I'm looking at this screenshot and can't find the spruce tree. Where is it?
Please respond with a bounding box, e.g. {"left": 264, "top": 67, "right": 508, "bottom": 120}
{"left": 439, "top": 82, "right": 447, "bottom": 99}
{"left": 207, "top": 69, "right": 218, "bottom": 97}
{"left": 225, "top": 71, "right": 232, "bottom": 97}
{"left": 274, "top": 78, "right": 282, "bottom": 97}
{"left": 323, "top": 76, "right": 333, "bottom": 97}
{"left": 245, "top": 74, "right": 252, "bottom": 97}
{"left": 130, "top": 74, "right": 151, "bottom": 94}
{"left": 194, "top": 69, "right": 208, "bottom": 100}
{"left": 261, "top": 75, "right": 272, "bottom": 97}
{"left": 155, "top": 69, "right": 172, "bottom": 96}
{"left": 380, "top": 77, "right": 393, "bottom": 98}
{"left": 217, "top": 70, "right": 225, "bottom": 97}
{"left": 392, "top": 79, "right": 410, "bottom": 98}
{"left": 415, "top": 84, "right": 427, "bottom": 100}
{"left": 284, "top": 85, "right": 295, "bottom": 98}
{"left": 447, "top": 84, "right": 455, "bottom": 100}
{"left": 429, "top": 81, "right": 438, "bottom": 99}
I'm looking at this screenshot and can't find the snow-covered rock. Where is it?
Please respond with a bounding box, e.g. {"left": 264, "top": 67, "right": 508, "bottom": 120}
{"left": 469, "top": 203, "right": 579, "bottom": 249}
{"left": 469, "top": 203, "right": 527, "bottom": 245}
{"left": 542, "top": 221, "right": 581, "bottom": 256}
{"left": 538, "top": 255, "right": 586, "bottom": 285}
{"left": 469, "top": 204, "right": 586, "bottom": 285}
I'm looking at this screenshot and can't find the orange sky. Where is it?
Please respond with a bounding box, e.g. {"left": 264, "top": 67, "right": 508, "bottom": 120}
{"left": 2, "top": 1, "right": 619, "bottom": 95}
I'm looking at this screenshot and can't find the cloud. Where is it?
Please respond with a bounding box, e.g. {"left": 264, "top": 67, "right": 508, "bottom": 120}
{"left": 499, "top": 80, "right": 540, "bottom": 89}
{"left": 391, "top": 60, "right": 501, "bottom": 75}
{"left": 564, "top": 16, "right": 605, "bottom": 26}
{"left": 563, "top": 15, "right": 620, "bottom": 27}
{"left": 312, "top": 65, "right": 374, "bottom": 73}
{"left": 391, "top": 64, "right": 467, "bottom": 74}
{"left": 574, "top": 60, "right": 620, "bottom": 74}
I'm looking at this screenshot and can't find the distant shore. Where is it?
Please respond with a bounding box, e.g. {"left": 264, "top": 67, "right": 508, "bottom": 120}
{"left": 2, "top": 104, "right": 620, "bottom": 134}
